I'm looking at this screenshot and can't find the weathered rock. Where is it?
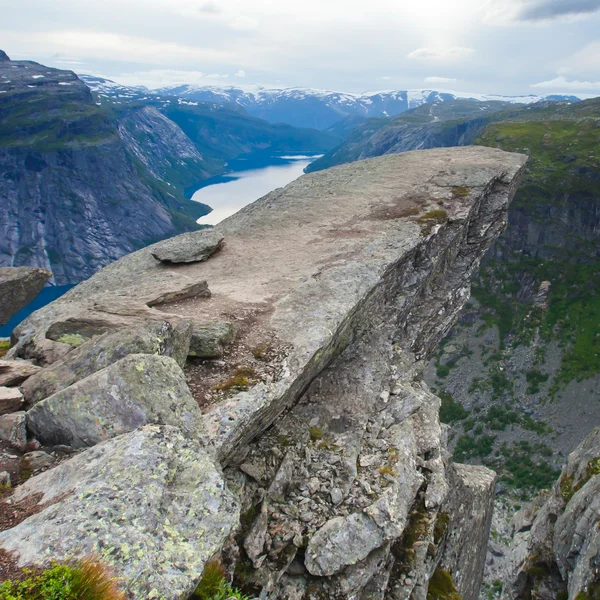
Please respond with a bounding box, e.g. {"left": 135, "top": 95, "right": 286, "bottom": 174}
{"left": 502, "top": 427, "right": 600, "bottom": 599}
{"left": 438, "top": 463, "right": 496, "bottom": 600}
{"left": 0, "top": 425, "right": 239, "bottom": 599}
{"left": 188, "top": 321, "right": 235, "bottom": 358}
{"left": 0, "top": 411, "right": 27, "bottom": 450}
{"left": 0, "top": 472, "right": 10, "bottom": 487}
{"left": 0, "top": 267, "right": 51, "bottom": 326}
{"left": 21, "top": 320, "right": 192, "bottom": 406}
{"left": 22, "top": 450, "right": 54, "bottom": 472}
{"left": 26, "top": 354, "right": 205, "bottom": 448}
{"left": 0, "top": 359, "right": 41, "bottom": 387}
{"left": 151, "top": 229, "right": 224, "bottom": 264}
{"left": 0, "top": 386, "right": 23, "bottom": 415}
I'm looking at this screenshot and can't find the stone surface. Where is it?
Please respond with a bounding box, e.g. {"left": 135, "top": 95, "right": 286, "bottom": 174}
{"left": 188, "top": 321, "right": 235, "bottom": 358}
{"left": 0, "top": 386, "right": 23, "bottom": 415}
{"left": 0, "top": 425, "right": 239, "bottom": 599}
{"left": 27, "top": 354, "right": 205, "bottom": 448}
{"left": 20, "top": 319, "right": 192, "bottom": 406}
{"left": 439, "top": 463, "right": 496, "bottom": 600}
{"left": 0, "top": 267, "right": 51, "bottom": 326}
{"left": 502, "top": 426, "right": 600, "bottom": 599}
{"left": 151, "top": 229, "right": 224, "bottom": 264}
{"left": 1, "top": 148, "right": 527, "bottom": 599}
{"left": 0, "top": 359, "right": 41, "bottom": 387}
{"left": 0, "top": 411, "right": 27, "bottom": 450}
{"left": 22, "top": 450, "right": 54, "bottom": 472}
{"left": 0, "top": 471, "right": 10, "bottom": 487}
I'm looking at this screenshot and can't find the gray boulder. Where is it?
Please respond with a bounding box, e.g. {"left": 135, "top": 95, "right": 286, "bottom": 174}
{"left": 0, "top": 425, "right": 239, "bottom": 600}
{"left": 27, "top": 354, "right": 204, "bottom": 448}
{"left": 0, "top": 386, "right": 23, "bottom": 415}
{"left": 189, "top": 322, "right": 235, "bottom": 358}
{"left": 151, "top": 229, "right": 224, "bottom": 264}
{"left": 0, "top": 359, "right": 41, "bottom": 387}
{"left": 0, "top": 267, "right": 51, "bottom": 326}
{"left": 21, "top": 319, "right": 192, "bottom": 406}
{"left": 0, "top": 411, "right": 27, "bottom": 450}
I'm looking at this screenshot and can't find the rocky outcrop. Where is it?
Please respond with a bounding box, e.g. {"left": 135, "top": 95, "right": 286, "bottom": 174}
{"left": 20, "top": 319, "right": 192, "bottom": 405}
{"left": 0, "top": 425, "right": 239, "bottom": 599}
{"left": 0, "top": 147, "right": 526, "bottom": 598}
{"left": 27, "top": 354, "right": 205, "bottom": 448}
{"left": 502, "top": 427, "right": 600, "bottom": 600}
{"left": 0, "top": 267, "right": 51, "bottom": 325}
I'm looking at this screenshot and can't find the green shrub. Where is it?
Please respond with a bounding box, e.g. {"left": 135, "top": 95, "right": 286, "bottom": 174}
{"left": 427, "top": 568, "right": 461, "bottom": 600}
{"left": 439, "top": 391, "right": 469, "bottom": 424}
{"left": 192, "top": 559, "right": 251, "bottom": 600}
{"left": 0, "top": 559, "right": 125, "bottom": 600}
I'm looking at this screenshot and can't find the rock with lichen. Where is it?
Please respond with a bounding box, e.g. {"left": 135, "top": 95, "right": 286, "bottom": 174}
{"left": 26, "top": 354, "right": 204, "bottom": 448}
{"left": 21, "top": 320, "right": 192, "bottom": 406}
{"left": 0, "top": 425, "right": 239, "bottom": 599}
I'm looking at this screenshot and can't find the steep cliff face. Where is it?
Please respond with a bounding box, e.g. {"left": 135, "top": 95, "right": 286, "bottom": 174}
{"left": 0, "top": 52, "right": 208, "bottom": 285}
{"left": 0, "top": 148, "right": 526, "bottom": 599}
{"left": 501, "top": 427, "right": 600, "bottom": 600}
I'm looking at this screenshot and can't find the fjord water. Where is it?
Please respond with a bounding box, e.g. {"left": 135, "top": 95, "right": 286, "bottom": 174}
{"left": 193, "top": 152, "right": 322, "bottom": 225}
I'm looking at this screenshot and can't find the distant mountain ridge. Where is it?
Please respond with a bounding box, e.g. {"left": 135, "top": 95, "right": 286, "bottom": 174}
{"left": 81, "top": 75, "right": 582, "bottom": 130}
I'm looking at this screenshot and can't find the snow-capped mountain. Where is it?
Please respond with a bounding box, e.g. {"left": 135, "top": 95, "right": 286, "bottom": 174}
{"left": 81, "top": 75, "right": 581, "bottom": 130}
{"left": 155, "top": 85, "right": 581, "bottom": 129}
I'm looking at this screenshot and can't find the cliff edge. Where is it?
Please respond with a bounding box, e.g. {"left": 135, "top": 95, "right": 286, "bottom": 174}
{"left": 0, "top": 147, "right": 526, "bottom": 599}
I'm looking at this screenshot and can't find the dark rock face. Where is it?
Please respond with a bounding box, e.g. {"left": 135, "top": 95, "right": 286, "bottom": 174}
{"left": 0, "top": 50, "right": 9, "bottom": 61}
{"left": 0, "top": 55, "right": 205, "bottom": 285}
{"left": 0, "top": 267, "right": 51, "bottom": 325}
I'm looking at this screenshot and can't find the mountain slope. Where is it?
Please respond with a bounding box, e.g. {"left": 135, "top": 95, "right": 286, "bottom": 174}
{"left": 306, "top": 99, "right": 524, "bottom": 172}
{"left": 0, "top": 52, "right": 209, "bottom": 285}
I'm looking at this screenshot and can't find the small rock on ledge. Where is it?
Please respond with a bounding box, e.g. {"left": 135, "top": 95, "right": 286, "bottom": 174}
{"left": 151, "top": 229, "right": 224, "bottom": 264}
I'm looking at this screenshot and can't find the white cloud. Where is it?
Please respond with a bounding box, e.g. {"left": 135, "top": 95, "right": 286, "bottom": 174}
{"left": 234, "top": 69, "right": 246, "bottom": 77}
{"left": 380, "top": 76, "right": 391, "bottom": 80}
{"left": 206, "top": 73, "right": 229, "bottom": 79}
{"left": 408, "top": 47, "right": 474, "bottom": 62}
{"left": 531, "top": 75, "right": 600, "bottom": 90}
{"left": 424, "top": 76, "right": 458, "bottom": 84}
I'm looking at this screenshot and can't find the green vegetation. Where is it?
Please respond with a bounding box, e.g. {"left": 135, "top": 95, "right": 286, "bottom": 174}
{"left": 308, "top": 426, "right": 324, "bottom": 441}
{"left": 559, "top": 457, "right": 600, "bottom": 503}
{"left": 192, "top": 559, "right": 251, "bottom": 600}
{"left": 473, "top": 107, "right": 600, "bottom": 388}
{"left": 525, "top": 369, "right": 550, "bottom": 394}
{"left": 0, "top": 560, "right": 125, "bottom": 600}
{"left": 0, "top": 340, "right": 9, "bottom": 358}
{"left": 439, "top": 390, "right": 469, "bottom": 424}
{"left": 454, "top": 434, "right": 496, "bottom": 462}
{"left": 451, "top": 186, "right": 470, "bottom": 197}
{"left": 427, "top": 568, "right": 462, "bottom": 600}
{"left": 213, "top": 367, "right": 256, "bottom": 392}
{"left": 495, "top": 441, "right": 560, "bottom": 490}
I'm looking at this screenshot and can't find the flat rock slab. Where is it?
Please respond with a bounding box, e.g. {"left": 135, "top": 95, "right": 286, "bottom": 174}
{"left": 10, "top": 148, "right": 527, "bottom": 462}
{"left": 151, "top": 229, "right": 224, "bottom": 264}
{"left": 27, "top": 354, "right": 205, "bottom": 448}
{"left": 0, "top": 425, "right": 239, "bottom": 600}
{"left": 0, "top": 267, "right": 51, "bottom": 326}
{"left": 21, "top": 319, "right": 192, "bottom": 406}
{"left": 0, "top": 386, "right": 23, "bottom": 415}
{"left": 0, "top": 359, "right": 41, "bottom": 387}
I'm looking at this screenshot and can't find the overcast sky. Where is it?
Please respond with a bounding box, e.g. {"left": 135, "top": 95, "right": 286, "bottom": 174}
{"left": 1, "top": 0, "right": 600, "bottom": 95}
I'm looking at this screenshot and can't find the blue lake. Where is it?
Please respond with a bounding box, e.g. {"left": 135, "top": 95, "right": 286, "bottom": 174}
{"left": 193, "top": 151, "right": 322, "bottom": 225}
